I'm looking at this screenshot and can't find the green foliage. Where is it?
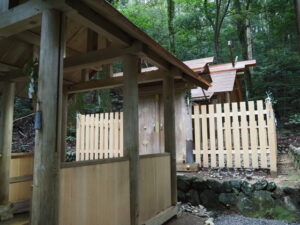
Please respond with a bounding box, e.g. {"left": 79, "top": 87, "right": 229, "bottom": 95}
{"left": 252, "top": 205, "right": 296, "bottom": 222}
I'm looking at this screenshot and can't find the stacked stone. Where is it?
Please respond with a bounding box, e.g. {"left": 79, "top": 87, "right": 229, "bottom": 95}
{"left": 177, "top": 175, "right": 300, "bottom": 216}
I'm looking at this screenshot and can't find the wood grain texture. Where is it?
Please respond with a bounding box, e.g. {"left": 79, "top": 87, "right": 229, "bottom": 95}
{"left": 59, "top": 160, "right": 130, "bottom": 225}
{"left": 139, "top": 155, "right": 172, "bottom": 224}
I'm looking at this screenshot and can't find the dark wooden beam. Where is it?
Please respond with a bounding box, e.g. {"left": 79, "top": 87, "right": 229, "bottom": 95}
{"left": 64, "top": 42, "right": 143, "bottom": 72}
{"left": 66, "top": 69, "right": 169, "bottom": 93}
{"left": 123, "top": 55, "right": 140, "bottom": 225}
{"left": 66, "top": 0, "right": 132, "bottom": 46}
{"left": 0, "top": 62, "right": 21, "bottom": 72}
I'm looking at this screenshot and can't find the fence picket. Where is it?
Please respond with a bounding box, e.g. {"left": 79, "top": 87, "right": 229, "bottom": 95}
{"left": 232, "top": 103, "right": 241, "bottom": 168}
{"left": 99, "top": 113, "right": 104, "bottom": 159}
{"left": 216, "top": 104, "right": 225, "bottom": 168}
{"left": 193, "top": 105, "right": 201, "bottom": 166}
{"left": 240, "top": 102, "right": 250, "bottom": 168}
{"left": 257, "top": 100, "right": 267, "bottom": 168}
{"left": 209, "top": 105, "right": 216, "bottom": 167}
{"left": 224, "top": 103, "right": 233, "bottom": 168}
{"left": 94, "top": 114, "right": 99, "bottom": 160}
{"left": 109, "top": 112, "right": 114, "bottom": 158}
{"left": 249, "top": 101, "right": 259, "bottom": 168}
{"left": 104, "top": 113, "right": 109, "bottom": 158}
{"left": 201, "top": 105, "right": 209, "bottom": 167}
{"left": 120, "top": 112, "right": 124, "bottom": 157}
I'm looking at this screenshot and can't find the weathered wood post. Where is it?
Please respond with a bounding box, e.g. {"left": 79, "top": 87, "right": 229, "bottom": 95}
{"left": 0, "top": 82, "right": 15, "bottom": 221}
{"left": 163, "top": 70, "right": 177, "bottom": 206}
{"left": 123, "top": 54, "right": 140, "bottom": 225}
{"left": 31, "top": 9, "right": 65, "bottom": 225}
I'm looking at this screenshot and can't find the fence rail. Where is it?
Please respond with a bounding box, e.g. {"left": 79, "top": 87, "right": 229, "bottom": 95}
{"left": 192, "top": 100, "right": 277, "bottom": 173}
{"left": 76, "top": 112, "right": 123, "bottom": 161}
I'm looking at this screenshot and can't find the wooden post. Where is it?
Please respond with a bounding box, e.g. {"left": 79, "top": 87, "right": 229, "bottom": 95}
{"left": 163, "top": 71, "right": 177, "bottom": 206}
{"left": 0, "top": 0, "right": 9, "bottom": 12}
{"left": 31, "top": 9, "right": 65, "bottom": 225}
{"left": 0, "top": 82, "right": 15, "bottom": 220}
{"left": 60, "top": 93, "right": 68, "bottom": 162}
{"left": 123, "top": 55, "right": 140, "bottom": 225}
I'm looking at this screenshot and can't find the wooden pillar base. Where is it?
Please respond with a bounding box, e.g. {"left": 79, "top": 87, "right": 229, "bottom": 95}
{"left": 0, "top": 203, "right": 13, "bottom": 221}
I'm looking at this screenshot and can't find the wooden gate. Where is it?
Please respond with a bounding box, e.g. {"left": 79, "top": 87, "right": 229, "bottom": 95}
{"left": 76, "top": 112, "right": 123, "bottom": 161}
{"left": 192, "top": 100, "right": 277, "bottom": 173}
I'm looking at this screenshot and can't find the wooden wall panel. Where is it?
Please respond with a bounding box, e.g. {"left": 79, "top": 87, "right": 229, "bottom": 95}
{"left": 139, "top": 154, "right": 171, "bottom": 224}
{"left": 59, "top": 160, "right": 130, "bottom": 225}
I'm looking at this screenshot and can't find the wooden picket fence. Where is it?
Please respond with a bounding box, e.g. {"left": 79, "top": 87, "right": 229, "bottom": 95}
{"left": 192, "top": 100, "right": 277, "bottom": 173}
{"left": 76, "top": 112, "right": 123, "bottom": 161}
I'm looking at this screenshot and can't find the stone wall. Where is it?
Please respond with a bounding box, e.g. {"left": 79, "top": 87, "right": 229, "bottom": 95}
{"left": 177, "top": 175, "right": 300, "bottom": 220}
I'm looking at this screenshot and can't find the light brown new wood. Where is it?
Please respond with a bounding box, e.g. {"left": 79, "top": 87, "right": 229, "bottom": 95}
{"left": 192, "top": 100, "right": 277, "bottom": 171}
{"left": 249, "top": 101, "right": 258, "bottom": 168}
{"left": 201, "top": 105, "right": 209, "bottom": 167}
{"left": 232, "top": 103, "right": 241, "bottom": 168}
{"left": 163, "top": 72, "right": 177, "bottom": 206}
{"left": 257, "top": 100, "right": 268, "bottom": 168}
{"left": 216, "top": 104, "right": 224, "bottom": 168}
{"left": 240, "top": 102, "right": 250, "bottom": 168}
{"left": 123, "top": 54, "right": 140, "bottom": 225}
{"left": 193, "top": 105, "right": 201, "bottom": 165}
{"left": 224, "top": 103, "right": 233, "bottom": 168}
{"left": 31, "top": 10, "right": 65, "bottom": 225}
{"left": 139, "top": 155, "right": 172, "bottom": 224}
{"left": 0, "top": 82, "right": 15, "bottom": 205}
{"left": 59, "top": 160, "right": 130, "bottom": 225}
{"left": 9, "top": 153, "right": 33, "bottom": 206}
{"left": 266, "top": 101, "right": 278, "bottom": 175}
{"left": 208, "top": 105, "right": 216, "bottom": 167}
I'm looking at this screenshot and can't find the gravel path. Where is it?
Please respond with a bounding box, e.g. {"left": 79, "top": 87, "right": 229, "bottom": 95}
{"left": 215, "top": 215, "right": 300, "bottom": 225}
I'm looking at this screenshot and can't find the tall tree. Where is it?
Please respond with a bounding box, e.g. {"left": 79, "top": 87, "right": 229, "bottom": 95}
{"left": 167, "top": 0, "right": 176, "bottom": 53}
{"left": 204, "top": 0, "right": 232, "bottom": 62}
{"left": 295, "top": 0, "right": 300, "bottom": 51}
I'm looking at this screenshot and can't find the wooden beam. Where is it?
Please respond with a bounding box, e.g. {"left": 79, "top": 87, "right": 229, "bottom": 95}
{"left": 0, "top": 82, "right": 15, "bottom": 220}
{"left": 0, "top": 62, "right": 21, "bottom": 72}
{"left": 65, "top": 0, "right": 132, "bottom": 46}
{"left": 66, "top": 69, "right": 169, "bottom": 93}
{"left": 143, "top": 206, "right": 178, "bottom": 225}
{"left": 123, "top": 55, "right": 140, "bottom": 225}
{"left": 64, "top": 42, "right": 143, "bottom": 72}
{"left": 138, "top": 47, "right": 171, "bottom": 71}
{"left": 163, "top": 69, "right": 177, "bottom": 206}
{"left": 31, "top": 9, "right": 65, "bottom": 225}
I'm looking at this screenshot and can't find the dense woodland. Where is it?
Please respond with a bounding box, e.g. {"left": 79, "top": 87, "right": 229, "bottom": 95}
{"left": 13, "top": 0, "right": 300, "bottom": 151}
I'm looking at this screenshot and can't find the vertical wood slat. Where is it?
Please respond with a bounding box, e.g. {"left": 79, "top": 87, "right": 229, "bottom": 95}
{"left": 249, "top": 101, "right": 258, "bottom": 168}
{"left": 100, "top": 113, "right": 104, "bottom": 159}
{"left": 94, "top": 114, "right": 99, "bottom": 160}
{"left": 201, "top": 105, "right": 208, "bottom": 167}
{"left": 240, "top": 102, "right": 250, "bottom": 168}
{"left": 216, "top": 104, "right": 224, "bottom": 168}
{"left": 193, "top": 105, "right": 201, "bottom": 166}
{"left": 209, "top": 105, "right": 216, "bottom": 167}
{"left": 224, "top": 103, "right": 232, "bottom": 168}
{"left": 80, "top": 115, "right": 85, "bottom": 161}
{"left": 257, "top": 100, "right": 267, "bottom": 168}
{"left": 86, "top": 115, "right": 90, "bottom": 160}
{"left": 120, "top": 112, "right": 124, "bottom": 157}
{"left": 232, "top": 103, "right": 241, "bottom": 168}
{"left": 109, "top": 112, "right": 114, "bottom": 158}
{"left": 76, "top": 114, "right": 80, "bottom": 161}
{"left": 104, "top": 113, "right": 109, "bottom": 158}
{"left": 266, "top": 101, "right": 278, "bottom": 175}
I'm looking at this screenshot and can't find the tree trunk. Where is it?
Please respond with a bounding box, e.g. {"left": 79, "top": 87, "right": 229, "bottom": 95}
{"left": 295, "top": 0, "right": 300, "bottom": 51}
{"left": 167, "top": 0, "right": 176, "bottom": 54}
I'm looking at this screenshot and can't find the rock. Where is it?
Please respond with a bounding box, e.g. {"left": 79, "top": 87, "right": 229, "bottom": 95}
{"left": 230, "top": 180, "right": 242, "bottom": 191}
{"left": 205, "top": 217, "right": 215, "bottom": 225}
{"left": 266, "top": 182, "right": 277, "bottom": 192}
{"left": 236, "top": 195, "right": 254, "bottom": 213}
{"left": 177, "top": 190, "right": 186, "bottom": 203}
{"left": 252, "top": 190, "right": 275, "bottom": 211}
{"left": 192, "top": 177, "right": 207, "bottom": 191}
{"left": 177, "top": 175, "right": 192, "bottom": 192}
{"left": 186, "top": 189, "right": 200, "bottom": 206}
{"left": 253, "top": 179, "right": 268, "bottom": 191}
{"left": 271, "top": 187, "right": 284, "bottom": 199}
{"left": 206, "top": 179, "right": 222, "bottom": 193}
{"left": 200, "top": 190, "right": 221, "bottom": 209}
{"left": 219, "top": 193, "right": 238, "bottom": 206}
{"left": 222, "top": 181, "right": 233, "bottom": 193}
{"left": 241, "top": 181, "right": 254, "bottom": 196}
{"left": 283, "top": 196, "right": 299, "bottom": 212}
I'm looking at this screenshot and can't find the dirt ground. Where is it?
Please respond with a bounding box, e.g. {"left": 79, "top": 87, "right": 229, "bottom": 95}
{"left": 165, "top": 213, "right": 206, "bottom": 225}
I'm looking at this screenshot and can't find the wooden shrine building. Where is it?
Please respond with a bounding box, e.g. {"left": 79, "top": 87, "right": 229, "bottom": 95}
{"left": 0, "top": 0, "right": 210, "bottom": 225}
